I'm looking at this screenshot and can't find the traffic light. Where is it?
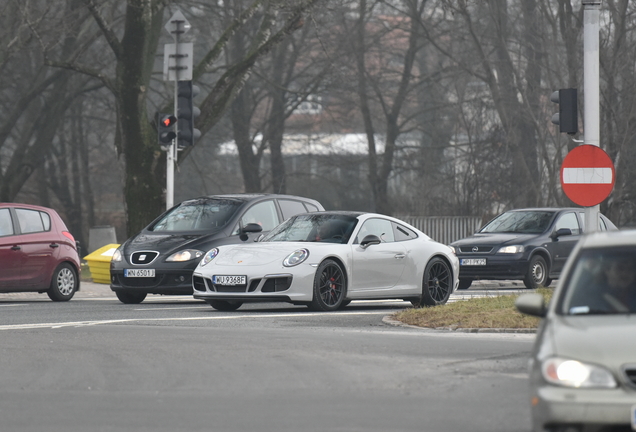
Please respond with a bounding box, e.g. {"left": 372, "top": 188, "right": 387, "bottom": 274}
{"left": 157, "top": 113, "right": 177, "bottom": 147}
{"left": 550, "top": 88, "right": 577, "bottom": 135}
{"left": 177, "top": 81, "right": 201, "bottom": 147}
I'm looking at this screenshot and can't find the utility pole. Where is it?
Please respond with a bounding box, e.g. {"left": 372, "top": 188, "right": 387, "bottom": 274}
{"left": 163, "top": 10, "right": 193, "bottom": 210}
{"left": 583, "top": 1, "right": 601, "bottom": 233}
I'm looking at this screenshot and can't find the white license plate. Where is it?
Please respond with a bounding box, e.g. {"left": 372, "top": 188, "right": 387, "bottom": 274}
{"left": 213, "top": 275, "right": 246, "bottom": 286}
{"left": 631, "top": 404, "right": 636, "bottom": 431}
{"left": 124, "top": 268, "right": 155, "bottom": 278}
{"left": 461, "top": 258, "right": 486, "bottom": 266}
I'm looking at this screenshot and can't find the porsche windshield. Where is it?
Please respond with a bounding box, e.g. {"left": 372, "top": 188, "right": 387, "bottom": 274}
{"left": 151, "top": 199, "right": 243, "bottom": 232}
{"left": 263, "top": 214, "right": 358, "bottom": 244}
{"left": 480, "top": 211, "right": 555, "bottom": 234}
{"left": 560, "top": 247, "right": 636, "bottom": 315}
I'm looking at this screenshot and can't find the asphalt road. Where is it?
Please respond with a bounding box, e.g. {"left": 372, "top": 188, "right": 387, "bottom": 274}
{"left": 0, "top": 281, "right": 536, "bottom": 432}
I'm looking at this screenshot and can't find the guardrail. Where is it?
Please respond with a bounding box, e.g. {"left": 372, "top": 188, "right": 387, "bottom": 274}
{"left": 396, "top": 216, "right": 483, "bottom": 245}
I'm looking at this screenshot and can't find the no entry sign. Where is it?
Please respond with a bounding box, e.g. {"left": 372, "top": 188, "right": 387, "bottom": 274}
{"left": 560, "top": 145, "right": 615, "bottom": 207}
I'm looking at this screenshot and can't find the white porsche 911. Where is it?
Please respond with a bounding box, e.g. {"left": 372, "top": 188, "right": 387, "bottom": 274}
{"left": 192, "top": 211, "right": 459, "bottom": 311}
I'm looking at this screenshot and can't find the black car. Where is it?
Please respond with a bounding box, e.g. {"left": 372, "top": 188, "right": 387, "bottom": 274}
{"left": 110, "top": 194, "right": 324, "bottom": 303}
{"left": 449, "top": 208, "right": 617, "bottom": 290}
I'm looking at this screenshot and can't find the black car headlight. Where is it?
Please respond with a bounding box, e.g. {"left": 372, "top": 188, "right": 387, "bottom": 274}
{"left": 166, "top": 249, "right": 204, "bottom": 262}
{"left": 497, "top": 245, "right": 525, "bottom": 254}
{"left": 112, "top": 247, "right": 123, "bottom": 262}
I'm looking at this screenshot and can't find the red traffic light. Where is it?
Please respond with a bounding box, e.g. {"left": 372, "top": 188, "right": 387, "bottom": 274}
{"left": 161, "top": 115, "right": 177, "bottom": 127}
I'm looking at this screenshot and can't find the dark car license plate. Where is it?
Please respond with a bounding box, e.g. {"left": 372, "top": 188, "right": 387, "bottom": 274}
{"left": 460, "top": 258, "right": 486, "bottom": 266}
{"left": 213, "top": 275, "right": 247, "bottom": 286}
{"left": 124, "top": 268, "right": 155, "bottom": 277}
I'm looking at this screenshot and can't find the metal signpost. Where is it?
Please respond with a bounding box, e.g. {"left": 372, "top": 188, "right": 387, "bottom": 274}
{"left": 163, "top": 10, "right": 192, "bottom": 210}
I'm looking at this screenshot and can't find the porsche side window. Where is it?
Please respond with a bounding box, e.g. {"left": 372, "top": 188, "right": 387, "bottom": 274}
{"left": 393, "top": 223, "right": 417, "bottom": 242}
{"left": 233, "top": 201, "right": 279, "bottom": 235}
{"left": 0, "top": 208, "right": 14, "bottom": 237}
{"left": 355, "top": 218, "right": 395, "bottom": 244}
{"left": 555, "top": 212, "right": 580, "bottom": 235}
{"left": 15, "top": 209, "right": 49, "bottom": 234}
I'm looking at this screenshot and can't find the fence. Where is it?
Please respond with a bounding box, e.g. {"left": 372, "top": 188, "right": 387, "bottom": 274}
{"left": 396, "top": 216, "right": 483, "bottom": 245}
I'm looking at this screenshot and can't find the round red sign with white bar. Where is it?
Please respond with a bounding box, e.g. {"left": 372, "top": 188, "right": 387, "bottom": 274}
{"left": 560, "top": 145, "right": 615, "bottom": 207}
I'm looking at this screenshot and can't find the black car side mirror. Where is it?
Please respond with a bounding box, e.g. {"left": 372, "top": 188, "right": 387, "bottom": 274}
{"left": 360, "top": 234, "right": 381, "bottom": 249}
{"left": 239, "top": 223, "right": 263, "bottom": 242}
{"left": 550, "top": 228, "right": 572, "bottom": 239}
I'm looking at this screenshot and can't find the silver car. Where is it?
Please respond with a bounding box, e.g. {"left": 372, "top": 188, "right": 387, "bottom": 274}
{"left": 516, "top": 229, "right": 636, "bottom": 432}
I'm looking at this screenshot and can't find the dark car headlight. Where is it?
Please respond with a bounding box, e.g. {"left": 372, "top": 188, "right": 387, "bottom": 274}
{"left": 112, "top": 247, "right": 123, "bottom": 262}
{"left": 541, "top": 357, "right": 617, "bottom": 388}
{"left": 497, "top": 245, "right": 525, "bottom": 254}
{"left": 166, "top": 249, "right": 204, "bottom": 262}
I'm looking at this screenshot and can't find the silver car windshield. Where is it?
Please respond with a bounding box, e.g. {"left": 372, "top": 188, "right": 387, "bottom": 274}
{"left": 480, "top": 211, "right": 555, "bottom": 234}
{"left": 560, "top": 247, "right": 636, "bottom": 315}
{"left": 262, "top": 214, "right": 358, "bottom": 244}
{"left": 151, "top": 199, "right": 243, "bottom": 232}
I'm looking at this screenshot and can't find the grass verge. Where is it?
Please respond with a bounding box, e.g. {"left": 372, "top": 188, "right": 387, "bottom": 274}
{"left": 393, "top": 288, "right": 553, "bottom": 330}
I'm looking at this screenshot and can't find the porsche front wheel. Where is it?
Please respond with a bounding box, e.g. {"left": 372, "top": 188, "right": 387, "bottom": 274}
{"left": 209, "top": 300, "right": 243, "bottom": 311}
{"left": 308, "top": 259, "right": 347, "bottom": 312}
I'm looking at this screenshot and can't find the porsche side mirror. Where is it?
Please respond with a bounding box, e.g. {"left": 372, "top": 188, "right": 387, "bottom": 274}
{"left": 515, "top": 293, "right": 546, "bottom": 318}
{"left": 550, "top": 228, "right": 572, "bottom": 239}
{"left": 360, "top": 234, "right": 381, "bottom": 249}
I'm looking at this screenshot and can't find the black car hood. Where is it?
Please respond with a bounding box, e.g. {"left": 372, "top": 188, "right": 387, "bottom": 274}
{"left": 124, "top": 231, "right": 223, "bottom": 255}
{"left": 452, "top": 233, "right": 537, "bottom": 247}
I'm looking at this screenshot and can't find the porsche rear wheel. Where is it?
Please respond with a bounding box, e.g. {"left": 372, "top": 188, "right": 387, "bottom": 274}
{"left": 412, "top": 257, "right": 452, "bottom": 307}
{"left": 209, "top": 300, "right": 243, "bottom": 311}
{"left": 308, "top": 259, "right": 347, "bottom": 312}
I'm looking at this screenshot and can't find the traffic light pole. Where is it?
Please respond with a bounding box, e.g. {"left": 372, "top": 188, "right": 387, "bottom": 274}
{"left": 583, "top": 1, "right": 600, "bottom": 233}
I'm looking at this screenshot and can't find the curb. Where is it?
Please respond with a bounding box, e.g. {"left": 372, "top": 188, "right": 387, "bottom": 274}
{"left": 381, "top": 315, "right": 537, "bottom": 334}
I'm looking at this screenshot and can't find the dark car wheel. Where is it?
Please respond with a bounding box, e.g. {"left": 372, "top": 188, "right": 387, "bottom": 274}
{"left": 208, "top": 300, "right": 243, "bottom": 311}
{"left": 308, "top": 259, "right": 347, "bottom": 312}
{"left": 524, "top": 255, "right": 549, "bottom": 289}
{"left": 412, "top": 257, "right": 453, "bottom": 307}
{"left": 47, "top": 263, "right": 78, "bottom": 302}
{"left": 116, "top": 291, "right": 147, "bottom": 304}
{"left": 457, "top": 278, "right": 473, "bottom": 290}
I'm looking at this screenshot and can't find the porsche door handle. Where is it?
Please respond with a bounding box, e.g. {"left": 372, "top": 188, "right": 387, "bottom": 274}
{"left": 394, "top": 253, "right": 406, "bottom": 259}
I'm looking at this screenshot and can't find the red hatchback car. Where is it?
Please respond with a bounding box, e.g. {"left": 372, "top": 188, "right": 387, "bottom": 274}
{"left": 0, "top": 203, "right": 81, "bottom": 301}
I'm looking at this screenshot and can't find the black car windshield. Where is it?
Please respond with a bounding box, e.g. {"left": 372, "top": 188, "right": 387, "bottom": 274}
{"left": 151, "top": 199, "right": 243, "bottom": 232}
{"left": 559, "top": 247, "right": 636, "bottom": 315}
{"left": 262, "top": 214, "right": 358, "bottom": 244}
{"left": 480, "top": 211, "right": 555, "bottom": 234}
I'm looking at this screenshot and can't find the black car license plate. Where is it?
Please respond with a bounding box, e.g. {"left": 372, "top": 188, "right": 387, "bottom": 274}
{"left": 460, "top": 258, "right": 486, "bottom": 266}
{"left": 124, "top": 268, "right": 155, "bottom": 277}
{"left": 213, "top": 275, "right": 247, "bottom": 286}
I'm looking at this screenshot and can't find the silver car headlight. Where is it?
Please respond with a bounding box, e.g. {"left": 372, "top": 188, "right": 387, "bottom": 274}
{"left": 283, "top": 249, "right": 309, "bottom": 267}
{"left": 497, "top": 245, "right": 524, "bottom": 254}
{"left": 542, "top": 357, "right": 617, "bottom": 388}
{"left": 199, "top": 248, "right": 219, "bottom": 267}
{"left": 112, "top": 247, "right": 123, "bottom": 262}
{"left": 166, "top": 249, "right": 204, "bottom": 262}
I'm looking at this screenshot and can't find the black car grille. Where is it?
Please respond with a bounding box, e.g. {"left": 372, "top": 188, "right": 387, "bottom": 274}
{"left": 130, "top": 251, "right": 159, "bottom": 265}
{"left": 194, "top": 276, "right": 293, "bottom": 293}
{"left": 459, "top": 246, "right": 493, "bottom": 253}
{"left": 623, "top": 366, "right": 636, "bottom": 388}
{"left": 261, "top": 277, "right": 293, "bottom": 293}
{"left": 193, "top": 276, "right": 207, "bottom": 292}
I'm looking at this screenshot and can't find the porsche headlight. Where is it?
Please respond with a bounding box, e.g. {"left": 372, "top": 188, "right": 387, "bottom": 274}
{"left": 542, "top": 357, "right": 617, "bottom": 388}
{"left": 497, "top": 245, "right": 524, "bottom": 254}
{"left": 166, "top": 249, "right": 204, "bottom": 262}
{"left": 199, "top": 248, "right": 219, "bottom": 267}
{"left": 448, "top": 245, "right": 456, "bottom": 254}
{"left": 283, "top": 249, "right": 309, "bottom": 267}
{"left": 111, "top": 247, "right": 123, "bottom": 262}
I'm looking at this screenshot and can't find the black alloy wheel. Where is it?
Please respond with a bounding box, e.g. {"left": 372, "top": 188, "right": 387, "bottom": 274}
{"left": 308, "top": 259, "right": 346, "bottom": 311}
{"left": 524, "top": 255, "right": 548, "bottom": 289}
{"left": 116, "top": 291, "right": 147, "bottom": 304}
{"left": 47, "top": 263, "right": 78, "bottom": 301}
{"left": 412, "top": 257, "right": 452, "bottom": 307}
{"left": 209, "top": 300, "right": 243, "bottom": 311}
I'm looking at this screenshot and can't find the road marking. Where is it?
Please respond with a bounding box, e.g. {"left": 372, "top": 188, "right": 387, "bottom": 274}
{"left": 0, "top": 311, "right": 393, "bottom": 331}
